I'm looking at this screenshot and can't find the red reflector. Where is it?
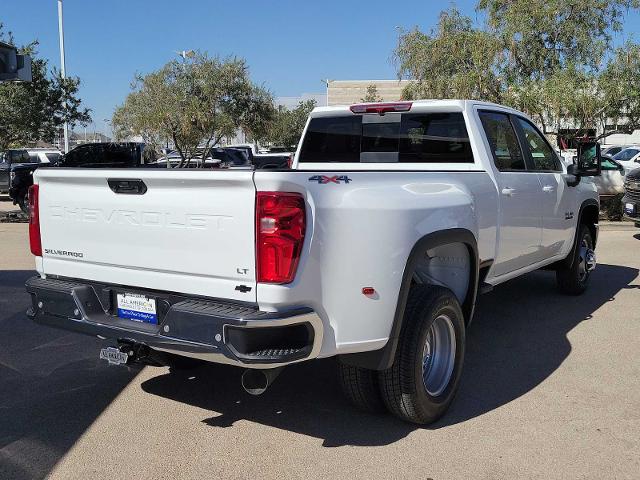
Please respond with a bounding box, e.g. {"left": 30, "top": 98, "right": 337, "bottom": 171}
{"left": 350, "top": 102, "right": 412, "bottom": 114}
{"left": 256, "top": 192, "right": 306, "bottom": 284}
{"left": 362, "top": 287, "right": 375, "bottom": 296}
{"left": 28, "top": 185, "right": 42, "bottom": 256}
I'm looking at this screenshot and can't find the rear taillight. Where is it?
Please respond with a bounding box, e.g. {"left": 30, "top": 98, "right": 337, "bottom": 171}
{"left": 349, "top": 102, "right": 413, "bottom": 114}
{"left": 28, "top": 184, "right": 42, "bottom": 256}
{"left": 256, "top": 192, "right": 306, "bottom": 284}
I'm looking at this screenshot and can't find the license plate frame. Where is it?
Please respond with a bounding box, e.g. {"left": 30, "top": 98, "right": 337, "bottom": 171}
{"left": 116, "top": 292, "right": 158, "bottom": 324}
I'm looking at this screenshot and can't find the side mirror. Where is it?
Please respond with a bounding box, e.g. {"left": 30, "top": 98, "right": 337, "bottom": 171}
{"left": 566, "top": 163, "right": 579, "bottom": 176}
{"left": 576, "top": 141, "right": 601, "bottom": 176}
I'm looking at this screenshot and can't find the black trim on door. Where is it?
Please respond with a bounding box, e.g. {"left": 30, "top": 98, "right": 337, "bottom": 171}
{"left": 510, "top": 115, "right": 564, "bottom": 173}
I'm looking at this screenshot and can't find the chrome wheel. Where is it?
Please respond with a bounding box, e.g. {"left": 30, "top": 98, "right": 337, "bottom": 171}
{"left": 421, "top": 314, "right": 456, "bottom": 397}
{"left": 577, "top": 237, "right": 596, "bottom": 282}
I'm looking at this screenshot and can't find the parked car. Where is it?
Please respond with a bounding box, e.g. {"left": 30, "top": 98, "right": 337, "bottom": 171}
{"left": 60, "top": 142, "right": 153, "bottom": 168}
{"left": 153, "top": 153, "right": 221, "bottom": 169}
{"left": 210, "top": 147, "right": 251, "bottom": 168}
{"left": 593, "top": 156, "right": 626, "bottom": 197}
{"left": 612, "top": 147, "right": 640, "bottom": 173}
{"left": 25, "top": 99, "right": 600, "bottom": 425}
{"left": 153, "top": 147, "right": 251, "bottom": 169}
{"left": 1, "top": 148, "right": 61, "bottom": 212}
{"left": 622, "top": 167, "right": 640, "bottom": 225}
{"left": 551, "top": 147, "right": 623, "bottom": 197}
{"left": 1, "top": 149, "right": 30, "bottom": 193}
{"left": 226, "top": 143, "right": 291, "bottom": 169}
{"left": 601, "top": 145, "right": 632, "bottom": 159}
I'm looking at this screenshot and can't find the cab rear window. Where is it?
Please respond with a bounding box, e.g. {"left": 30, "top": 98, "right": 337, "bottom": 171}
{"left": 298, "top": 112, "right": 474, "bottom": 163}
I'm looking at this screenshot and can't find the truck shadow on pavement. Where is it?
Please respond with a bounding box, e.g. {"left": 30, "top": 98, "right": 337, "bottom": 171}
{"left": 0, "top": 270, "right": 140, "bottom": 480}
{"left": 141, "top": 263, "right": 638, "bottom": 447}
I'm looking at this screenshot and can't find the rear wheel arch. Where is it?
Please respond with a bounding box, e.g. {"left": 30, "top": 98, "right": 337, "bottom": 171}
{"left": 340, "top": 228, "right": 479, "bottom": 371}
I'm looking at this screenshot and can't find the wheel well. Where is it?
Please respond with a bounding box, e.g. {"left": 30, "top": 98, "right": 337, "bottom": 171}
{"left": 411, "top": 242, "right": 470, "bottom": 308}
{"left": 581, "top": 204, "right": 599, "bottom": 247}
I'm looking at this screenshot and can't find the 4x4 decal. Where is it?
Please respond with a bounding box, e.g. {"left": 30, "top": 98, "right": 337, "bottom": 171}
{"left": 308, "top": 175, "right": 352, "bottom": 184}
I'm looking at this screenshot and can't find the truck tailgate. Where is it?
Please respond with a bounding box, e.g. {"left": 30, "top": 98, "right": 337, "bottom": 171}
{"left": 35, "top": 168, "right": 257, "bottom": 302}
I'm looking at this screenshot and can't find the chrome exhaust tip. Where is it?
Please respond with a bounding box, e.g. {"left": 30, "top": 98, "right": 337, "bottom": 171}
{"left": 241, "top": 367, "right": 283, "bottom": 396}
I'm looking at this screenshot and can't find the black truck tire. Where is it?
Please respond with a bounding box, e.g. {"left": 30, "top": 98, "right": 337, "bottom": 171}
{"left": 17, "top": 189, "right": 29, "bottom": 215}
{"left": 379, "top": 285, "right": 465, "bottom": 424}
{"left": 338, "top": 360, "right": 386, "bottom": 413}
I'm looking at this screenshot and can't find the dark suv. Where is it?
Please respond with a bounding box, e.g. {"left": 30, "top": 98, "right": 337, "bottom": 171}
{"left": 0, "top": 149, "right": 30, "bottom": 193}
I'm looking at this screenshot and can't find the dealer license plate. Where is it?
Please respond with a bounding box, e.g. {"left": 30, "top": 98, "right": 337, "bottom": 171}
{"left": 116, "top": 292, "right": 157, "bottom": 324}
{"left": 625, "top": 203, "right": 636, "bottom": 215}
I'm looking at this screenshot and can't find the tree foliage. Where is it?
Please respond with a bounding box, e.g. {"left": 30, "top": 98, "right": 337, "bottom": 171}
{"left": 112, "top": 53, "right": 275, "bottom": 166}
{"left": 263, "top": 99, "right": 316, "bottom": 148}
{"left": 395, "top": 1, "right": 640, "bottom": 141}
{"left": 361, "top": 84, "right": 383, "bottom": 102}
{"left": 0, "top": 24, "right": 91, "bottom": 150}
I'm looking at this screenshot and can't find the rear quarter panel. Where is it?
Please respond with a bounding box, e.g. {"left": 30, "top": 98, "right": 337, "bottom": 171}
{"left": 254, "top": 170, "right": 497, "bottom": 357}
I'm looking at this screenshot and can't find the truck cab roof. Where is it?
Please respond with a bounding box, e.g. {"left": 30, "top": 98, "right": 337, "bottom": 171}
{"left": 311, "top": 99, "right": 525, "bottom": 116}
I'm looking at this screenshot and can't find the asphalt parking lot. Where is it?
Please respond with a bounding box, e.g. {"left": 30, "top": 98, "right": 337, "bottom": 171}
{"left": 1, "top": 195, "right": 639, "bottom": 480}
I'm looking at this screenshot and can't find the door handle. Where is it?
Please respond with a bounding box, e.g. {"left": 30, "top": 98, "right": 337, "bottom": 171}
{"left": 542, "top": 185, "right": 555, "bottom": 192}
{"left": 107, "top": 178, "right": 147, "bottom": 195}
{"left": 501, "top": 187, "right": 516, "bottom": 196}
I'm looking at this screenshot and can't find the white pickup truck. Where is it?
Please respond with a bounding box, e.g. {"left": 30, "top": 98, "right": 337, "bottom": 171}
{"left": 25, "top": 100, "right": 601, "bottom": 424}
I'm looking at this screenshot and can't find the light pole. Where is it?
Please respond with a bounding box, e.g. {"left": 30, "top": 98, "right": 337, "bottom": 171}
{"left": 103, "top": 118, "right": 111, "bottom": 141}
{"left": 321, "top": 79, "right": 332, "bottom": 106}
{"left": 57, "top": 0, "right": 69, "bottom": 153}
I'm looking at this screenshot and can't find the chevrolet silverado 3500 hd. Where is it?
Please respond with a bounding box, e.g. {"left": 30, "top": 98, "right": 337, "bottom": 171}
{"left": 25, "top": 100, "right": 601, "bottom": 424}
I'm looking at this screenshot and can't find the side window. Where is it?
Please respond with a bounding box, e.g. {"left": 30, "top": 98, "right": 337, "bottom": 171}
{"left": 614, "top": 148, "right": 639, "bottom": 161}
{"left": 399, "top": 113, "right": 474, "bottom": 163}
{"left": 10, "top": 150, "right": 29, "bottom": 163}
{"left": 298, "top": 116, "right": 361, "bottom": 163}
{"left": 479, "top": 111, "right": 526, "bottom": 171}
{"left": 28, "top": 153, "right": 41, "bottom": 163}
{"left": 514, "top": 117, "right": 561, "bottom": 171}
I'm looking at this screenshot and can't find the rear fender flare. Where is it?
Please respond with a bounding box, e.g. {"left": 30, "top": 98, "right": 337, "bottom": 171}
{"left": 340, "top": 228, "right": 479, "bottom": 371}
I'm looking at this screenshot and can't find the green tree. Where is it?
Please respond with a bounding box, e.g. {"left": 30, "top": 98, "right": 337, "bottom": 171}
{"left": 0, "top": 24, "right": 91, "bottom": 150}
{"left": 264, "top": 99, "right": 316, "bottom": 148}
{"left": 396, "top": 10, "right": 502, "bottom": 102}
{"left": 395, "top": 1, "right": 640, "bottom": 142}
{"left": 112, "top": 52, "right": 274, "bottom": 167}
{"left": 361, "top": 84, "right": 383, "bottom": 102}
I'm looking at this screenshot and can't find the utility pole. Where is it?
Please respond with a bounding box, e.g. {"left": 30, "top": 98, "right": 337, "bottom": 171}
{"left": 321, "top": 79, "right": 331, "bottom": 106}
{"left": 57, "top": 0, "right": 69, "bottom": 153}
